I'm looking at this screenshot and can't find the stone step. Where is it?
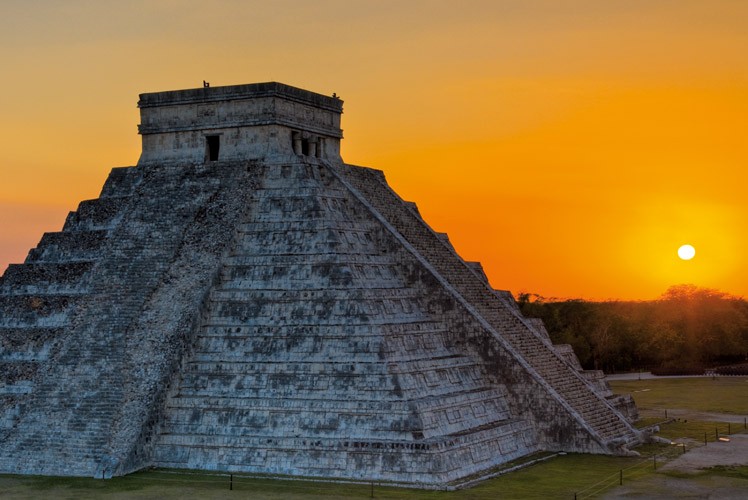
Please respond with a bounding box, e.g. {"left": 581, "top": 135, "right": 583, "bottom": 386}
{"left": 224, "top": 253, "right": 399, "bottom": 266}
{"left": 160, "top": 410, "right": 420, "bottom": 438}
{"left": 200, "top": 321, "right": 449, "bottom": 337}
{"left": 220, "top": 270, "right": 402, "bottom": 289}
{"left": 0, "top": 326, "right": 64, "bottom": 352}
{"left": 0, "top": 262, "right": 94, "bottom": 293}
{"left": 192, "top": 343, "right": 457, "bottom": 363}
{"left": 0, "top": 295, "right": 76, "bottom": 329}
{"left": 98, "top": 166, "right": 142, "bottom": 198}
{"left": 234, "top": 239, "right": 378, "bottom": 255}
{"left": 165, "top": 394, "right": 411, "bottom": 412}
{"left": 207, "top": 301, "right": 430, "bottom": 325}
{"left": 62, "top": 197, "right": 131, "bottom": 232}
{"left": 209, "top": 287, "right": 425, "bottom": 302}
{"left": 24, "top": 230, "right": 109, "bottom": 264}
{"left": 177, "top": 371, "right": 397, "bottom": 391}
{"left": 237, "top": 219, "right": 378, "bottom": 233}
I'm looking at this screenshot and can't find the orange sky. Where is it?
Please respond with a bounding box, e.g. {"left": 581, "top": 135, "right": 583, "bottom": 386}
{"left": 1, "top": 0, "right": 746, "bottom": 301}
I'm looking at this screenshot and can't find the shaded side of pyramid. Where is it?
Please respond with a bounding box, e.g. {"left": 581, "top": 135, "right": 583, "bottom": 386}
{"left": 0, "top": 161, "right": 264, "bottom": 476}
{"left": 0, "top": 82, "right": 639, "bottom": 485}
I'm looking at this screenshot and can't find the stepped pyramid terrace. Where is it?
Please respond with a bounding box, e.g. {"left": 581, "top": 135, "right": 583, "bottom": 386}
{"left": 0, "top": 82, "right": 640, "bottom": 486}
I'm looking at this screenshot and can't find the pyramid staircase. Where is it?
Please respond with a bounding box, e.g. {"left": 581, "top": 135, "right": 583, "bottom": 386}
{"left": 334, "top": 163, "right": 639, "bottom": 446}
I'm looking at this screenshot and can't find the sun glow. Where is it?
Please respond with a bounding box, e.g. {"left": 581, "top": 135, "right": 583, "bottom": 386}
{"left": 1, "top": 2, "right": 747, "bottom": 300}
{"left": 678, "top": 244, "right": 696, "bottom": 261}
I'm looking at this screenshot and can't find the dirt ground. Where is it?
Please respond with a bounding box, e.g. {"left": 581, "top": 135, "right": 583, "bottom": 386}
{"left": 603, "top": 434, "right": 748, "bottom": 499}
{"left": 658, "top": 434, "right": 748, "bottom": 473}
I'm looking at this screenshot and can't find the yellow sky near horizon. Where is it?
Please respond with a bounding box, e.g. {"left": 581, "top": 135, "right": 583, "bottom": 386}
{"left": 1, "top": 0, "right": 746, "bottom": 300}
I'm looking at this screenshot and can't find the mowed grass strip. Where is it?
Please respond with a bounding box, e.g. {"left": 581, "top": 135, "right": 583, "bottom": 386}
{"left": 0, "top": 454, "right": 649, "bottom": 500}
{"left": 656, "top": 419, "right": 747, "bottom": 442}
{"left": 609, "top": 377, "right": 748, "bottom": 415}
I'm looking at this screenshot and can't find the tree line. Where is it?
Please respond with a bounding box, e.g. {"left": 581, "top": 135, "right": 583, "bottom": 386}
{"left": 516, "top": 284, "right": 748, "bottom": 374}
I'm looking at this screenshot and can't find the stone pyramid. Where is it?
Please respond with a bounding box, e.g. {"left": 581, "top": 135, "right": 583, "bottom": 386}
{"left": 0, "top": 82, "right": 640, "bottom": 485}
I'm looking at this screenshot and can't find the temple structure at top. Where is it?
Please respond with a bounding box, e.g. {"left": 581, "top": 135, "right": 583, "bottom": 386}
{"left": 137, "top": 82, "right": 343, "bottom": 164}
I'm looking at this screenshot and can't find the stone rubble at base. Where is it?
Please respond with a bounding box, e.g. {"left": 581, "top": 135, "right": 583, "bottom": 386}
{"left": 0, "top": 82, "right": 639, "bottom": 485}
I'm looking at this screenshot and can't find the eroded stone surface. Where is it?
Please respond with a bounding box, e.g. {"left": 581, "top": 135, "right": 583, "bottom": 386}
{"left": 0, "top": 82, "right": 640, "bottom": 485}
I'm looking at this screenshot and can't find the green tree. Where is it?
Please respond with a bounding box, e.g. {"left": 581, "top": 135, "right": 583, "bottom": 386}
{"left": 516, "top": 285, "right": 748, "bottom": 373}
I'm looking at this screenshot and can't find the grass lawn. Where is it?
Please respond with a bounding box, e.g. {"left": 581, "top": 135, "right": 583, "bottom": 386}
{"left": 610, "top": 377, "right": 748, "bottom": 448}
{"left": 609, "top": 377, "right": 748, "bottom": 415}
{"left": 0, "top": 453, "right": 652, "bottom": 500}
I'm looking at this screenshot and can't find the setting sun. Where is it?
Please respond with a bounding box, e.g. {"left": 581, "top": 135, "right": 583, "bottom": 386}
{"left": 678, "top": 245, "right": 696, "bottom": 261}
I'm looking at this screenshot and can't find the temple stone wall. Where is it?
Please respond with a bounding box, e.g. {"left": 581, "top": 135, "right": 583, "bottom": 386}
{"left": 0, "top": 82, "right": 640, "bottom": 486}
{"left": 138, "top": 83, "right": 342, "bottom": 165}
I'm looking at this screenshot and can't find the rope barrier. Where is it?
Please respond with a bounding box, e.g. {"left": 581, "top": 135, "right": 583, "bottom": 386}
{"left": 574, "top": 421, "right": 748, "bottom": 499}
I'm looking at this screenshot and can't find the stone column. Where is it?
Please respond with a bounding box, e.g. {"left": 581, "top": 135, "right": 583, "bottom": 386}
{"left": 308, "top": 138, "right": 317, "bottom": 158}
{"left": 292, "top": 132, "right": 302, "bottom": 155}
